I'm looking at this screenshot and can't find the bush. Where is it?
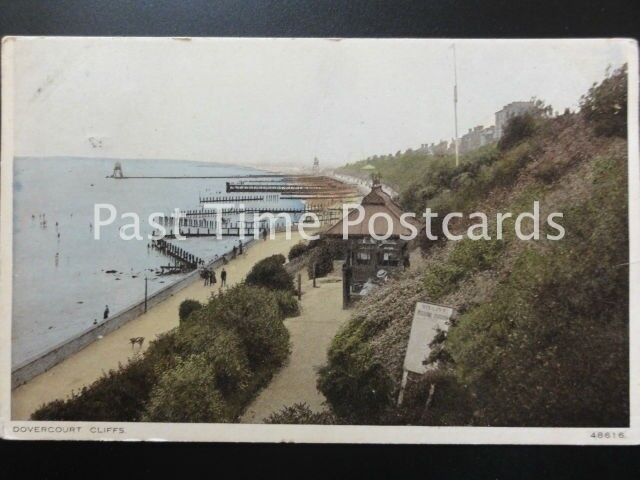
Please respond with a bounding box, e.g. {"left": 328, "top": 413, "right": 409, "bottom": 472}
{"left": 208, "top": 285, "right": 291, "bottom": 369}
{"left": 317, "top": 328, "right": 394, "bottom": 423}
{"left": 581, "top": 64, "right": 627, "bottom": 137}
{"left": 142, "top": 354, "right": 229, "bottom": 423}
{"left": 268, "top": 253, "right": 287, "bottom": 265}
{"left": 307, "top": 243, "right": 335, "bottom": 279}
{"left": 31, "top": 355, "right": 157, "bottom": 421}
{"left": 392, "top": 369, "right": 473, "bottom": 426}
{"left": 33, "top": 285, "right": 292, "bottom": 422}
{"left": 423, "top": 238, "right": 504, "bottom": 300}
{"left": 498, "top": 112, "right": 537, "bottom": 151}
{"left": 179, "top": 299, "right": 203, "bottom": 323}
{"left": 246, "top": 255, "right": 294, "bottom": 291}
{"left": 265, "top": 403, "right": 336, "bottom": 424}
{"left": 176, "top": 325, "right": 250, "bottom": 394}
{"left": 271, "top": 289, "right": 301, "bottom": 318}
{"left": 288, "top": 242, "right": 308, "bottom": 261}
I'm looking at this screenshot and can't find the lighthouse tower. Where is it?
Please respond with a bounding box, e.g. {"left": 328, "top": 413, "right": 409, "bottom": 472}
{"left": 312, "top": 157, "right": 320, "bottom": 175}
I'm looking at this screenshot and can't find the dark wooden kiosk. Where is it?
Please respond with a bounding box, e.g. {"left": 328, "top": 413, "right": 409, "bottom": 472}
{"left": 323, "top": 182, "right": 417, "bottom": 308}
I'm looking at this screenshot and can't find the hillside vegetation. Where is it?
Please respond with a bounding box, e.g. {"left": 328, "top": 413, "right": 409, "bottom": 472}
{"left": 320, "top": 65, "right": 629, "bottom": 427}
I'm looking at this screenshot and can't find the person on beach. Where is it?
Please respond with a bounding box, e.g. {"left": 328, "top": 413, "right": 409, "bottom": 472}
{"left": 210, "top": 270, "right": 217, "bottom": 287}
{"left": 221, "top": 268, "right": 227, "bottom": 287}
{"left": 203, "top": 268, "right": 210, "bottom": 286}
{"left": 103, "top": 305, "right": 109, "bottom": 320}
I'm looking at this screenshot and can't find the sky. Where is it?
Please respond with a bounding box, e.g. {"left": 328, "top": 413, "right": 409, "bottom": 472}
{"left": 8, "top": 37, "right": 632, "bottom": 167}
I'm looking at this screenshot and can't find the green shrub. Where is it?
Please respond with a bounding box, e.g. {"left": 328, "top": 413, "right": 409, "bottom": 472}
{"left": 179, "top": 299, "right": 203, "bottom": 323}
{"left": 423, "top": 238, "right": 504, "bottom": 300}
{"left": 246, "top": 255, "right": 294, "bottom": 291}
{"left": 265, "top": 403, "right": 336, "bottom": 425}
{"left": 307, "top": 243, "right": 335, "bottom": 279}
{"left": 271, "top": 289, "right": 301, "bottom": 318}
{"left": 30, "top": 329, "right": 190, "bottom": 421}
{"left": 268, "top": 253, "right": 287, "bottom": 265}
{"left": 317, "top": 347, "right": 393, "bottom": 423}
{"left": 317, "top": 320, "right": 394, "bottom": 423}
{"left": 581, "top": 64, "right": 627, "bottom": 137}
{"left": 498, "top": 112, "right": 538, "bottom": 151}
{"left": 393, "top": 369, "right": 473, "bottom": 426}
{"left": 209, "top": 285, "right": 291, "bottom": 369}
{"left": 31, "top": 355, "right": 157, "bottom": 421}
{"left": 423, "top": 262, "right": 465, "bottom": 299}
{"left": 288, "top": 242, "right": 308, "bottom": 261}
{"left": 33, "top": 285, "right": 292, "bottom": 422}
{"left": 142, "top": 354, "right": 229, "bottom": 423}
{"left": 176, "top": 324, "right": 250, "bottom": 394}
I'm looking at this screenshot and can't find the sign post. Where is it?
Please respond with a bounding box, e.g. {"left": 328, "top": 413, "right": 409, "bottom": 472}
{"left": 398, "top": 302, "right": 454, "bottom": 405}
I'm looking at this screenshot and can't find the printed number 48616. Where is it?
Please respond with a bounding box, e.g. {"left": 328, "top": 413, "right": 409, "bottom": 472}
{"left": 590, "top": 431, "right": 625, "bottom": 440}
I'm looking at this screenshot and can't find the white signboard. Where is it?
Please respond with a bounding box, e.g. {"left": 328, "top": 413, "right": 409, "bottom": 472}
{"left": 403, "top": 302, "right": 454, "bottom": 374}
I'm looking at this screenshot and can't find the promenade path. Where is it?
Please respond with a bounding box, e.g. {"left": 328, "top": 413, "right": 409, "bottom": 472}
{"left": 241, "top": 263, "right": 349, "bottom": 423}
{"left": 12, "top": 232, "right": 302, "bottom": 420}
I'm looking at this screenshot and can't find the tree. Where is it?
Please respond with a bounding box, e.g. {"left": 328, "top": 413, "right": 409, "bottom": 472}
{"left": 580, "top": 64, "right": 627, "bottom": 137}
{"left": 498, "top": 113, "right": 537, "bottom": 151}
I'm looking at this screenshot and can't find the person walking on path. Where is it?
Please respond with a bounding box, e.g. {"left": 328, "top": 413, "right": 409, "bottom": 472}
{"left": 220, "top": 268, "right": 227, "bottom": 288}
{"left": 210, "top": 270, "right": 217, "bottom": 288}
{"left": 103, "top": 305, "right": 109, "bottom": 320}
{"left": 203, "top": 268, "right": 209, "bottom": 286}
{"left": 232, "top": 245, "right": 237, "bottom": 259}
{"left": 238, "top": 240, "right": 243, "bottom": 256}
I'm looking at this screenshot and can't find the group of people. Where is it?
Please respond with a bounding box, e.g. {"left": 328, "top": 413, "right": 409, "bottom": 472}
{"left": 201, "top": 239, "right": 248, "bottom": 289}
{"left": 203, "top": 267, "right": 227, "bottom": 288}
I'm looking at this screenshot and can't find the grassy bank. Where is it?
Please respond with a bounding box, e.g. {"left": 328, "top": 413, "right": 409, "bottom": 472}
{"left": 318, "top": 65, "right": 629, "bottom": 427}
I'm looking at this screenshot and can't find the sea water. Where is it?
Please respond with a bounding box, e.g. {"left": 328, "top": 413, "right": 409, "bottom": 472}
{"left": 12, "top": 157, "right": 301, "bottom": 367}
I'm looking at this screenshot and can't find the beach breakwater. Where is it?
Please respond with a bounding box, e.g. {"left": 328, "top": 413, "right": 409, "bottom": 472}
{"left": 11, "top": 240, "right": 255, "bottom": 390}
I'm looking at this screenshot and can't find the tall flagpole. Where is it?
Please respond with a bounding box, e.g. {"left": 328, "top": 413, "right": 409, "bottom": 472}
{"left": 453, "top": 44, "right": 459, "bottom": 167}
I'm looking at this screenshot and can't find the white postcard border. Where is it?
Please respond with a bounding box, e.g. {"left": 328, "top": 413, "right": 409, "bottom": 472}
{"left": 0, "top": 37, "right": 638, "bottom": 444}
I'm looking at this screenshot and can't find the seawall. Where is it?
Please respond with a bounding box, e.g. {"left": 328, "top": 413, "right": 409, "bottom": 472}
{"left": 10, "top": 241, "right": 254, "bottom": 390}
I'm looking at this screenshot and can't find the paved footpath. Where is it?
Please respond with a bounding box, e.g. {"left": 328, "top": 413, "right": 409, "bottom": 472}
{"left": 241, "top": 265, "right": 349, "bottom": 423}
{"left": 11, "top": 233, "right": 302, "bottom": 420}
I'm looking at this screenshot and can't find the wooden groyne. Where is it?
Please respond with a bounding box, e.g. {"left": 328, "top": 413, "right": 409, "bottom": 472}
{"left": 151, "top": 238, "right": 204, "bottom": 268}
{"left": 199, "top": 195, "right": 265, "bottom": 203}
{"left": 225, "top": 175, "right": 360, "bottom": 199}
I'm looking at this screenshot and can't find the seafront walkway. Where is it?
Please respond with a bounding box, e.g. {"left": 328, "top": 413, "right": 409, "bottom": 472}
{"left": 241, "top": 262, "right": 350, "bottom": 423}
{"left": 11, "top": 232, "right": 303, "bottom": 420}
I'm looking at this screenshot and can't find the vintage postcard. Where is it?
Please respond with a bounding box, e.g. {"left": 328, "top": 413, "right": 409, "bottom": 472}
{"left": 0, "top": 37, "right": 638, "bottom": 443}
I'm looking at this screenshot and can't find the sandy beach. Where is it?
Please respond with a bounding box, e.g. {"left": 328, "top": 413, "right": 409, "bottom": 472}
{"left": 11, "top": 232, "right": 303, "bottom": 420}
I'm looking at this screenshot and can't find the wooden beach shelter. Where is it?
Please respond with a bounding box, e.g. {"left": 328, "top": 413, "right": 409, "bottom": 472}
{"left": 323, "top": 181, "right": 416, "bottom": 306}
